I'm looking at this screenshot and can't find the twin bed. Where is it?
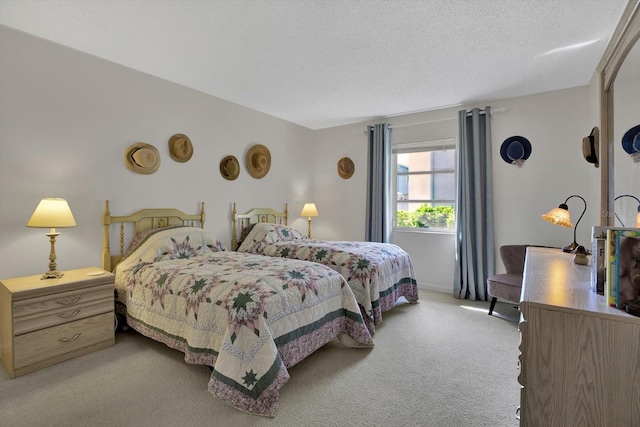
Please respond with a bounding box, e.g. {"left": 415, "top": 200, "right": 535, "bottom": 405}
{"left": 231, "top": 203, "right": 418, "bottom": 334}
{"left": 103, "top": 201, "right": 418, "bottom": 417}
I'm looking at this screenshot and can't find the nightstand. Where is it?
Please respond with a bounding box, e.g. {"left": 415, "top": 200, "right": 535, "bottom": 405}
{"left": 0, "top": 267, "right": 115, "bottom": 378}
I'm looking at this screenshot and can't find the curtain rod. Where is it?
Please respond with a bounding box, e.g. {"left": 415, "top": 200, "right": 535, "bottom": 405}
{"left": 387, "top": 107, "right": 506, "bottom": 129}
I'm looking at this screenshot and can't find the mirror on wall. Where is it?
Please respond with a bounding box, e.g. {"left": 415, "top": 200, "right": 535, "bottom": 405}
{"left": 613, "top": 39, "right": 640, "bottom": 227}
{"left": 599, "top": 2, "right": 639, "bottom": 226}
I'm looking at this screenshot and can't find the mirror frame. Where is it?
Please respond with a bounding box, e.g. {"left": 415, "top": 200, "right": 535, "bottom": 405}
{"left": 597, "top": 0, "right": 640, "bottom": 226}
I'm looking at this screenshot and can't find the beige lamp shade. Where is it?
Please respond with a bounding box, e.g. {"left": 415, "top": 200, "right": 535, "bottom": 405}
{"left": 27, "top": 198, "right": 77, "bottom": 229}
{"left": 541, "top": 206, "right": 572, "bottom": 228}
{"left": 300, "top": 203, "right": 319, "bottom": 218}
{"left": 541, "top": 195, "right": 587, "bottom": 253}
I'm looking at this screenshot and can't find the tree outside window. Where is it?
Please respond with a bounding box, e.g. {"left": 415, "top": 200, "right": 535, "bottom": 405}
{"left": 393, "top": 141, "right": 456, "bottom": 231}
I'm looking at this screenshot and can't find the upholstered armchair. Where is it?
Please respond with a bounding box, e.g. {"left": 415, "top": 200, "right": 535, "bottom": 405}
{"left": 487, "top": 245, "right": 528, "bottom": 316}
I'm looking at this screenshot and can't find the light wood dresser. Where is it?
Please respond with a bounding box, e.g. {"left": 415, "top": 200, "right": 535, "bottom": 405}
{"left": 519, "top": 247, "right": 640, "bottom": 426}
{"left": 0, "top": 267, "right": 115, "bottom": 378}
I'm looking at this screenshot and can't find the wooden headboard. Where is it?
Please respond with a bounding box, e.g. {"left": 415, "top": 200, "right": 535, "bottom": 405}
{"left": 231, "top": 202, "right": 288, "bottom": 250}
{"left": 102, "top": 200, "right": 205, "bottom": 272}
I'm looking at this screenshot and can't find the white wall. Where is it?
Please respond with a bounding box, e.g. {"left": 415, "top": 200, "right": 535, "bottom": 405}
{"left": 0, "top": 26, "right": 315, "bottom": 279}
{"left": 313, "top": 85, "right": 601, "bottom": 291}
{"left": 0, "top": 25, "right": 604, "bottom": 294}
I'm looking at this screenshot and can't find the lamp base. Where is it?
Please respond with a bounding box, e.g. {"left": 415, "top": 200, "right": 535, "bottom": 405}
{"left": 42, "top": 231, "right": 63, "bottom": 279}
{"left": 41, "top": 270, "right": 63, "bottom": 280}
{"left": 562, "top": 242, "right": 591, "bottom": 255}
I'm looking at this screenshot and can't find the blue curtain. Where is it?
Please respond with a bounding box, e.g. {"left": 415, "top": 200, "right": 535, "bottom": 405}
{"left": 366, "top": 123, "right": 391, "bottom": 243}
{"left": 454, "top": 108, "right": 495, "bottom": 300}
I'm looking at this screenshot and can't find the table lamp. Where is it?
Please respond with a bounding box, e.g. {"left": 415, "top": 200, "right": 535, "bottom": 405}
{"left": 614, "top": 194, "right": 640, "bottom": 227}
{"left": 541, "top": 194, "right": 587, "bottom": 253}
{"left": 300, "top": 203, "right": 319, "bottom": 238}
{"left": 27, "top": 198, "right": 77, "bottom": 279}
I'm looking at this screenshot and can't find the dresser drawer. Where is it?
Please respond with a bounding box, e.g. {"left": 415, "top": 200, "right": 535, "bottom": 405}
{"left": 13, "top": 282, "right": 113, "bottom": 335}
{"left": 13, "top": 312, "right": 114, "bottom": 369}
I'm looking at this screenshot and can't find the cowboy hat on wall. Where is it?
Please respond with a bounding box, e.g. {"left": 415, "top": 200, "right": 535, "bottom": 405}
{"left": 220, "top": 155, "right": 240, "bottom": 181}
{"left": 124, "top": 142, "right": 160, "bottom": 174}
{"left": 168, "top": 133, "right": 193, "bottom": 163}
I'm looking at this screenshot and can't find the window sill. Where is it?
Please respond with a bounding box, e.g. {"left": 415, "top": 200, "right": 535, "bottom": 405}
{"left": 393, "top": 228, "right": 455, "bottom": 235}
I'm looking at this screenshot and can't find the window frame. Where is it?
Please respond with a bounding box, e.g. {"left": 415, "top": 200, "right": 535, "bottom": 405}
{"left": 392, "top": 137, "right": 458, "bottom": 233}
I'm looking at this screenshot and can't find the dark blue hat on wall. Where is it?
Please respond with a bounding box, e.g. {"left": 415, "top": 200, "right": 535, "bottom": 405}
{"left": 622, "top": 124, "right": 640, "bottom": 162}
{"left": 500, "top": 136, "right": 532, "bottom": 167}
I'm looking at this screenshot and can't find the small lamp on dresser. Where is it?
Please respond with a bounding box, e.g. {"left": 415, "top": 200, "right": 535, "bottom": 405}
{"left": 541, "top": 194, "right": 587, "bottom": 253}
{"left": 26, "top": 198, "right": 77, "bottom": 279}
{"left": 300, "top": 203, "right": 319, "bottom": 238}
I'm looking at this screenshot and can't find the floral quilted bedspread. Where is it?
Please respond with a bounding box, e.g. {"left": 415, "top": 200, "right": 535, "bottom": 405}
{"left": 237, "top": 223, "right": 419, "bottom": 333}
{"left": 114, "top": 227, "right": 373, "bottom": 417}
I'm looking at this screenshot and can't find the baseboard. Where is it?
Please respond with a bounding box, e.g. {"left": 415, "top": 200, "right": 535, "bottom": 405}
{"left": 417, "top": 283, "right": 451, "bottom": 294}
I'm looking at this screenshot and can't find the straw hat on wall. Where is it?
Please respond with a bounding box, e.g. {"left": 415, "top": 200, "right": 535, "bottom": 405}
{"left": 246, "top": 144, "right": 271, "bottom": 179}
{"left": 124, "top": 142, "right": 160, "bottom": 174}
{"left": 168, "top": 133, "right": 193, "bottom": 163}
{"left": 220, "top": 155, "right": 240, "bottom": 180}
{"left": 337, "top": 157, "right": 355, "bottom": 179}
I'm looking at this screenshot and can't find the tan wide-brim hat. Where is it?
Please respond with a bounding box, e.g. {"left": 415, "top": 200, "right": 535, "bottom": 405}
{"left": 220, "top": 155, "right": 240, "bottom": 180}
{"left": 582, "top": 126, "right": 599, "bottom": 167}
{"left": 125, "top": 142, "right": 160, "bottom": 174}
{"left": 337, "top": 157, "right": 355, "bottom": 179}
{"left": 169, "top": 133, "right": 193, "bottom": 163}
{"left": 246, "top": 144, "right": 271, "bottom": 179}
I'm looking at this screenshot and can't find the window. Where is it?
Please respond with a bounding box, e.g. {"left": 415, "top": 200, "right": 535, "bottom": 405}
{"left": 392, "top": 138, "right": 457, "bottom": 231}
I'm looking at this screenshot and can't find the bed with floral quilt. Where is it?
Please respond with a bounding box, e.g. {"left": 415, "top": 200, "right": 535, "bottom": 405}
{"left": 231, "top": 204, "right": 419, "bottom": 335}
{"left": 102, "top": 202, "right": 373, "bottom": 417}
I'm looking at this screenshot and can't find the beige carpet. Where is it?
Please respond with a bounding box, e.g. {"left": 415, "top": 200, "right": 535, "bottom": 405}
{"left": 0, "top": 290, "right": 521, "bottom": 427}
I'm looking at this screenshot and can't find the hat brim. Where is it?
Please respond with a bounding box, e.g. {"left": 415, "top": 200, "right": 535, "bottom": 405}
{"left": 125, "top": 142, "right": 160, "bottom": 174}
{"left": 622, "top": 124, "right": 640, "bottom": 154}
{"left": 246, "top": 144, "right": 271, "bottom": 179}
{"left": 220, "top": 155, "right": 240, "bottom": 180}
{"left": 500, "top": 136, "right": 532, "bottom": 164}
{"left": 169, "top": 134, "right": 193, "bottom": 163}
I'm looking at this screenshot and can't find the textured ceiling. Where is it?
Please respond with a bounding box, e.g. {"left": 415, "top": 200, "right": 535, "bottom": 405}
{"left": 0, "top": 0, "right": 629, "bottom": 129}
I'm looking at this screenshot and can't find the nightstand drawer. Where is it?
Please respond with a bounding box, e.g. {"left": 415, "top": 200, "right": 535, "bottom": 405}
{"left": 13, "top": 282, "right": 113, "bottom": 334}
{"left": 13, "top": 312, "right": 114, "bottom": 369}
{"left": 1, "top": 268, "right": 115, "bottom": 378}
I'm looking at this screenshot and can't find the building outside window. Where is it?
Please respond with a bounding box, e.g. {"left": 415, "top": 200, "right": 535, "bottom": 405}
{"left": 393, "top": 138, "right": 456, "bottom": 232}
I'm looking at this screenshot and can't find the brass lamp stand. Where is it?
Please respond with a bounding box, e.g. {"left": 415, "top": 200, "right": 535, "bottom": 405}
{"left": 27, "top": 198, "right": 77, "bottom": 279}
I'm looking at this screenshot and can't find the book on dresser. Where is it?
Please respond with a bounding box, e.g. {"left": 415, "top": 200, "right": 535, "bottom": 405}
{"left": 606, "top": 229, "right": 620, "bottom": 307}
{"left": 605, "top": 228, "right": 640, "bottom": 310}
{"left": 591, "top": 226, "right": 607, "bottom": 294}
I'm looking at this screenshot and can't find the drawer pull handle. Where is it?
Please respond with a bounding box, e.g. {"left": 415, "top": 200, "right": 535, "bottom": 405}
{"left": 57, "top": 296, "right": 81, "bottom": 306}
{"left": 58, "top": 333, "right": 81, "bottom": 343}
{"left": 58, "top": 310, "right": 81, "bottom": 319}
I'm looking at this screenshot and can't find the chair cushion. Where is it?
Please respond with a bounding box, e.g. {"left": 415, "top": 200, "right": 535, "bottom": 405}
{"left": 487, "top": 273, "right": 523, "bottom": 303}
